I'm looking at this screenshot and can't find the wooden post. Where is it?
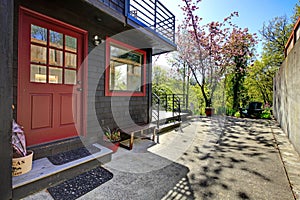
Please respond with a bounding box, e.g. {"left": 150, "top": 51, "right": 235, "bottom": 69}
{"left": 0, "top": 0, "right": 14, "bottom": 199}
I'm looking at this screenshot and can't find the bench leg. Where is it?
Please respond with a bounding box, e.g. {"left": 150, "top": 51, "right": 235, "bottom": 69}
{"left": 152, "top": 129, "right": 155, "bottom": 141}
{"left": 129, "top": 132, "right": 134, "bottom": 150}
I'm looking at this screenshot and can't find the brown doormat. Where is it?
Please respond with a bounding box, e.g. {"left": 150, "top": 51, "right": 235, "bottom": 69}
{"left": 47, "top": 166, "right": 113, "bottom": 200}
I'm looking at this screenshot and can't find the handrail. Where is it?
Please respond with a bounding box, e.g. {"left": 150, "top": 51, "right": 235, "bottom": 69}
{"left": 128, "top": 0, "right": 175, "bottom": 43}
{"left": 152, "top": 93, "right": 160, "bottom": 129}
{"left": 159, "top": 94, "right": 186, "bottom": 113}
{"left": 172, "top": 94, "right": 181, "bottom": 120}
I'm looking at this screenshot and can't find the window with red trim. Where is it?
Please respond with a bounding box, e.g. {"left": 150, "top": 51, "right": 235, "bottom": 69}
{"left": 105, "top": 38, "right": 147, "bottom": 96}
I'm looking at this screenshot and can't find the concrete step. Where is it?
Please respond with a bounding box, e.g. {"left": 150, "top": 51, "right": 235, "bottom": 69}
{"left": 154, "top": 121, "right": 182, "bottom": 134}
{"left": 12, "top": 143, "right": 113, "bottom": 199}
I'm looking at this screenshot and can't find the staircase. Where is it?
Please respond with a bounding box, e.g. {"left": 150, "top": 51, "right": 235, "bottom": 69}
{"left": 12, "top": 140, "right": 113, "bottom": 199}
{"left": 152, "top": 93, "right": 189, "bottom": 141}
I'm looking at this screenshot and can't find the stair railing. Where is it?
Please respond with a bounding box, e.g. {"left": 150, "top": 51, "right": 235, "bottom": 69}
{"left": 152, "top": 93, "right": 160, "bottom": 129}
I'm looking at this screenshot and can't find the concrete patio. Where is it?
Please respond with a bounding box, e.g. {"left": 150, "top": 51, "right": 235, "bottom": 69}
{"left": 22, "top": 116, "right": 300, "bottom": 200}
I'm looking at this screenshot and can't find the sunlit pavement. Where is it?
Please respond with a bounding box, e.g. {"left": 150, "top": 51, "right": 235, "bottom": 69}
{"left": 23, "top": 116, "right": 300, "bottom": 200}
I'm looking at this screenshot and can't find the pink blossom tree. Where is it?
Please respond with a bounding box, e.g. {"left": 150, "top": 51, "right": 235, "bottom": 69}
{"left": 176, "top": 0, "right": 257, "bottom": 110}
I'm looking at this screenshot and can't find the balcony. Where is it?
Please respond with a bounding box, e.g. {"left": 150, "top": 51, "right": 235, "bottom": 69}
{"left": 94, "top": 0, "right": 175, "bottom": 44}
{"left": 127, "top": 0, "right": 176, "bottom": 44}
{"left": 98, "top": 0, "right": 126, "bottom": 13}
{"left": 85, "top": 0, "right": 176, "bottom": 54}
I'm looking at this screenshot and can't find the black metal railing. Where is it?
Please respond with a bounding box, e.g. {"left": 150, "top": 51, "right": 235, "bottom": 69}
{"left": 152, "top": 93, "right": 160, "bottom": 129}
{"left": 159, "top": 94, "right": 186, "bottom": 114}
{"left": 160, "top": 94, "right": 181, "bottom": 118}
{"left": 128, "top": 0, "right": 175, "bottom": 43}
{"left": 98, "top": 0, "right": 126, "bottom": 13}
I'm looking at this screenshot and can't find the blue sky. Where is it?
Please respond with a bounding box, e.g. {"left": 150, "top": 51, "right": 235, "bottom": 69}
{"left": 155, "top": 0, "right": 298, "bottom": 66}
{"left": 163, "top": 0, "right": 297, "bottom": 33}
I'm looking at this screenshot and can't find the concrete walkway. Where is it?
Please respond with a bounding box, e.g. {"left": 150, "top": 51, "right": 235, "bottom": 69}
{"left": 23, "top": 117, "right": 300, "bottom": 200}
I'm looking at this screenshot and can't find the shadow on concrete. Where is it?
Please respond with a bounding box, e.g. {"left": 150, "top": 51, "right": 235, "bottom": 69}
{"left": 177, "top": 117, "right": 293, "bottom": 200}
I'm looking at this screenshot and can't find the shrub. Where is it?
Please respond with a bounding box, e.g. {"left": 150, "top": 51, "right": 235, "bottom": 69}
{"left": 226, "top": 108, "right": 237, "bottom": 116}
{"left": 260, "top": 108, "right": 272, "bottom": 119}
{"left": 234, "top": 111, "right": 240, "bottom": 118}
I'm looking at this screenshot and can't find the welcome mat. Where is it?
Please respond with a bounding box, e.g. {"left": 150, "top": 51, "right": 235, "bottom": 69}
{"left": 47, "top": 167, "right": 113, "bottom": 200}
{"left": 47, "top": 145, "right": 101, "bottom": 165}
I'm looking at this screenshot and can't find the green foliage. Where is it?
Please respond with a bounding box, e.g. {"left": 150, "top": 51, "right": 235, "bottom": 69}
{"left": 244, "top": 58, "right": 277, "bottom": 105}
{"left": 292, "top": 0, "right": 300, "bottom": 24}
{"left": 260, "top": 15, "right": 292, "bottom": 63}
{"left": 234, "top": 111, "right": 241, "bottom": 118}
{"left": 226, "top": 108, "right": 237, "bottom": 116}
{"left": 152, "top": 83, "right": 173, "bottom": 96}
{"left": 260, "top": 108, "right": 272, "bottom": 119}
{"left": 103, "top": 127, "right": 121, "bottom": 142}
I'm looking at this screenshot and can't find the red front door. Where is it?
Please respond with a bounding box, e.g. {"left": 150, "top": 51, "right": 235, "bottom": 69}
{"left": 18, "top": 8, "right": 87, "bottom": 146}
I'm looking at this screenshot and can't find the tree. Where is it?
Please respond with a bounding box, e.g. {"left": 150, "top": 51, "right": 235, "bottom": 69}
{"left": 223, "top": 28, "right": 257, "bottom": 110}
{"left": 177, "top": 0, "right": 256, "bottom": 110}
{"left": 260, "top": 15, "right": 292, "bottom": 66}
{"left": 292, "top": 0, "right": 300, "bottom": 24}
{"left": 152, "top": 65, "right": 168, "bottom": 85}
{"left": 244, "top": 57, "right": 276, "bottom": 105}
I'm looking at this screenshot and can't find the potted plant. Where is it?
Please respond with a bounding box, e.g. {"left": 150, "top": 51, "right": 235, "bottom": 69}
{"left": 12, "top": 119, "right": 33, "bottom": 176}
{"left": 103, "top": 127, "right": 121, "bottom": 152}
{"left": 205, "top": 107, "right": 214, "bottom": 117}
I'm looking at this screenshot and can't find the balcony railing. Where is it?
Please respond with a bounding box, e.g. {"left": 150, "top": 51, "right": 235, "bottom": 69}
{"left": 127, "top": 0, "right": 176, "bottom": 43}
{"left": 95, "top": 0, "right": 175, "bottom": 44}
{"left": 98, "top": 0, "right": 126, "bottom": 13}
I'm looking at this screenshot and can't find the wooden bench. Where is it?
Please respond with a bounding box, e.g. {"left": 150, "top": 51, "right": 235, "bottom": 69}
{"left": 120, "top": 124, "right": 157, "bottom": 150}
{"left": 239, "top": 102, "right": 263, "bottom": 118}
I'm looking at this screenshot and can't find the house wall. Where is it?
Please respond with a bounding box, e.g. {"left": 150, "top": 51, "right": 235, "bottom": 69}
{"left": 0, "top": 0, "right": 14, "bottom": 198}
{"left": 273, "top": 39, "right": 300, "bottom": 155}
{"left": 14, "top": 0, "right": 152, "bottom": 146}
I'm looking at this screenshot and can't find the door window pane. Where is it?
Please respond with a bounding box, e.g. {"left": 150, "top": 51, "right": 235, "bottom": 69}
{"left": 65, "top": 69, "right": 77, "bottom": 85}
{"left": 65, "top": 52, "right": 77, "bottom": 69}
{"left": 50, "top": 30, "right": 63, "bottom": 49}
{"left": 30, "top": 24, "right": 80, "bottom": 85}
{"left": 30, "top": 65, "right": 47, "bottom": 83}
{"left": 49, "top": 49, "right": 63, "bottom": 66}
{"left": 31, "top": 44, "right": 47, "bottom": 64}
{"left": 49, "top": 67, "right": 62, "bottom": 84}
{"left": 65, "top": 35, "right": 77, "bottom": 53}
{"left": 31, "top": 25, "right": 47, "bottom": 45}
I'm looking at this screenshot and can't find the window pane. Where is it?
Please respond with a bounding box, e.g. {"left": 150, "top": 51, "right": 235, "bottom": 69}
{"left": 109, "top": 44, "right": 144, "bottom": 92}
{"left": 111, "top": 45, "right": 142, "bottom": 65}
{"left": 111, "top": 45, "right": 128, "bottom": 58}
{"left": 65, "top": 35, "right": 77, "bottom": 53}
{"left": 49, "top": 48, "right": 63, "bottom": 66}
{"left": 49, "top": 67, "right": 62, "bottom": 84}
{"left": 31, "top": 25, "right": 47, "bottom": 45}
{"left": 65, "top": 52, "right": 77, "bottom": 69}
{"left": 65, "top": 69, "right": 77, "bottom": 85}
{"left": 50, "top": 30, "right": 63, "bottom": 49}
{"left": 110, "top": 62, "right": 127, "bottom": 90}
{"left": 31, "top": 44, "right": 47, "bottom": 64}
{"left": 128, "top": 65, "right": 142, "bottom": 91}
{"left": 30, "top": 65, "right": 47, "bottom": 83}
